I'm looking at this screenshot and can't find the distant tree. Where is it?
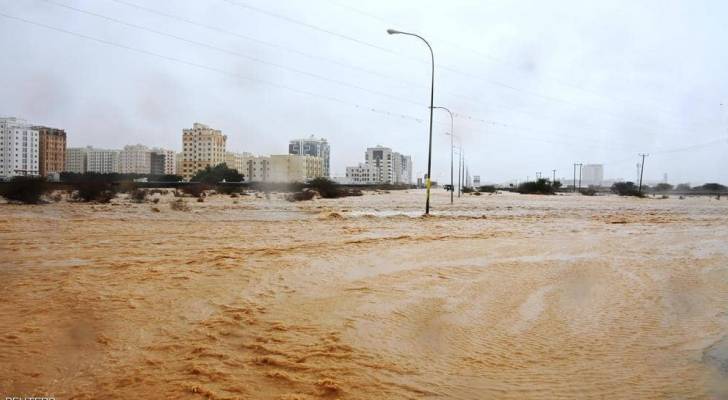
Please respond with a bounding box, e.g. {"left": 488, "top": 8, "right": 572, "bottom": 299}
{"left": 517, "top": 178, "right": 557, "bottom": 195}
{"left": 675, "top": 183, "right": 692, "bottom": 191}
{"left": 73, "top": 181, "right": 116, "bottom": 203}
{"left": 155, "top": 174, "right": 184, "bottom": 182}
{"left": 654, "top": 183, "right": 674, "bottom": 192}
{"left": 611, "top": 181, "right": 644, "bottom": 197}
{"left": 191, "top": 163, "right": 243, "bottom": 184}
{"left": 0, "top": 177, "right": 49, "bottom": 204}
{"left": 698, "top": 183, "right": 727, "bottom": 192}
{"left": 462, "top": 186, "right": 475, "bottom": 193}
{"left": 478, "top": 185, "right": 497, "bottom": 193}
{"left": 308, "top": 177, "right": 339, "bottom": 198}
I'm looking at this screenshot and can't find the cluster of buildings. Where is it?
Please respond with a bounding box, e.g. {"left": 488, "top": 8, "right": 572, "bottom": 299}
{"left": 1, "top": 118, "right": 413, "bottom": 185}
{"left": 343, "top": 145, "right": 412, "bottom": 185}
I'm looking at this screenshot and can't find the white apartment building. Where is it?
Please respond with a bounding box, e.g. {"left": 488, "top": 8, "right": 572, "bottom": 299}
{"left": 86, "top": 148, "right": 120, "bottom": 174}
{"left": 151, "top": 148, "right": 176, "bottom": 175}
{"left": 119, "top": 144, "right": 151, "bottom": 174}
{"left": 345, "top": 145, "right": 412, "bottom": 185}
{"left": 345, "top": 163, "right": 379, "bottom": 184}
{"left": 269, "top": 154, "right": 324, "bottom": 183}
{"left": 0, "top": 117, "right": 39, "bottom": 178}
{"left": 243, "top": 155, "right": 271, "bottom": 182}
{"left": 582, "top": 164, "right": 604, "bottom": 187}
{"left": 65, "top": 147, "right": 88, "bottom": 173}
{"left": 182, "top": 122, "right": 227, "bottom": 180}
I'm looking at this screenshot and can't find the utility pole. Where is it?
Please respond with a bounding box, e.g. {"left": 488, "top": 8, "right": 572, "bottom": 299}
{"left": 573, "top": 163, "right": 577, "bottom": 192}
{"left": 578, "top": 164, "right": 583, "bottom": 190}
{"left": 457, "top": 147, "right": 462, "bottom": 197}
{"left": 638, "top": 153, "right": 648, "bottom": 193}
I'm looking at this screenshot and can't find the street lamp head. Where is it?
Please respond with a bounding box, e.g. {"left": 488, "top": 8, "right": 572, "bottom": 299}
{"left": 386, "top": 29, "right": 401, "bottom": 35}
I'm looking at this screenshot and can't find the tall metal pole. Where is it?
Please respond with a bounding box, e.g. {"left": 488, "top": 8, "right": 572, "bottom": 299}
{"left": 387, "top": 29, "right": 435, "bottom": 214}
{"left": 433, "top": 106, "right": 454, "bottom": 204}
{"left": 573, "top": 163, "right": 577, "bottom": 192}
{"left": 578, "top": 164, "right": 583, "bottom": 190}
{"left": 458, "top": 147, "right": 462, "bottom": 197}
{"left": 638, "top": 153, "right": 648, "bottom": 193}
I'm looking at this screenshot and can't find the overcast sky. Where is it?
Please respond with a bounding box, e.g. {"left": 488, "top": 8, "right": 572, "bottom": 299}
{"left": 1, "top": 0, "right": 726, "bottom": 184}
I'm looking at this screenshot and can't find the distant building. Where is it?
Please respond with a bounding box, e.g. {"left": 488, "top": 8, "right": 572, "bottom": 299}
{"left": 345, "top": 163, "right": 379, "bottom": 184}
{"left": 270, "top": 154, "right": 324, "bottom": 183}
{"left": 181, "top": 123, "right": 227, "bottom": 180}
{"left": 119, "top": 144, "right": 151, "bottom": 174}
{"left": 225, "top": 151, "right": 253, "bottom": 175}
{"left": 86, "top": 148, "right": 120, "bottom": 173}
{"left": 35, "top": 126, "right": 66, "bottom": 177}
{"left": 150, "top": 149, "right": 176, "bottom": 176}
{"left": 473, "top": 175, "right": 481, "bottom": 186}
{"left": 582, "top": 164, "right": 604, "bottom": 187}
{"left": 244, "top": 155, "right": 271, "bottom": 182}
{"left": 345, "top": 145, "right": 411, "bottom": 185}
{"left": 65, "top": 147, "right": 89, "bottom": 173}
{"left": 289, "top": 135, "right": 330, "bottom": 177}
{"left": 0, "top": 117, "right": 39, "bottom": 178}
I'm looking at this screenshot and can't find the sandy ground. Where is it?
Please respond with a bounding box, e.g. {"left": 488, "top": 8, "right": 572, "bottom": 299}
{"left": 1, "top": 189, "right": 728, "bottom": 399}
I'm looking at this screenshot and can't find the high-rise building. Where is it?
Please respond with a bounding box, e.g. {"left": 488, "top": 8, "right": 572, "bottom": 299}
{"left": 582, "top": 164, "right": 604, "bottom": 187}
{"left": 182, "top": 123, "right": 227, "bottom": 180}
{"left": 150, "top": 149, "right": 176, "bottom": 176}
{"left": 119, "top": 144, "right": 151, "bottom": 174}
{"left": 86, "top": 148, "right": 120, "bottom": 174}
{"left": 0, "top": 117, "right": 39, "bottom": 178}
{"left": 346, "top": 145, "right": 412, "bottom": 184}
{"left": 35, "top": 126, "right": 66, "bottom": 177}
{"left": 270, "top": 154, "right": 324, "bottom": 183}
{"left": 65, "top": 147, "right": 89, "bottom": 173}
{"left": 289, "top": 135, "right": 330, "bottom": 177}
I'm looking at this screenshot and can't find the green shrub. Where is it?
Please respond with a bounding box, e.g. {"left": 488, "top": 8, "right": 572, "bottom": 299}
{"left": 0, "top": 177, "right": 49, "bottom": 204}
{"left": 180, "top": 183, "right": 209, "bottom": 198}
{"left": 478, "top": 185, "right": 496, "bottom": 193}
{"left": 130, "top": 188, "right": 148, "bottom": 203}
{"left": 308, "top": 177, "right": 339, "bottom": 198}
{"left": 73, "top": 181, "right": 115, "bottom": 203}
{"left": 517, "top": 179, "right": 557, "bottom": 195}
{"left": 611, "top": 182, "right": 644, "bottom": 197}
{"left": 579, "top": 188, "right": 597, "bottom": 196}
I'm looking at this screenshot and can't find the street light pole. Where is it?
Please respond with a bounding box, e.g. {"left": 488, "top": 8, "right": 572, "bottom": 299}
{"left": 458, "top": 146, "right": 462, "bottom": 197}
{"left": 387, "top": 29, "right": 435, "bottom": 214}
{"left": 433, "top": 106, "right": 454, "bottom": 204}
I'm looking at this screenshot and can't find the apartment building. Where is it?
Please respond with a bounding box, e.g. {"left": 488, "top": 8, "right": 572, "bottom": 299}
{"left": 243, "top": 155, "right": 271, "bottom": 182}
{"left": 269, "top": 154, "right": 324, "bottom": 183}
{"left": 289, "top": 135, "right": 330, "bottom": 177}
{"left": 0, "top": 117, "right": 39, "bottom": 178}
{"left": 181, "top": 123, "right": 227, "bottom": 180}
{"left": 86, "top": 148, "right": 120, "bottom": 174}
{"left": 119, "top": 144, "right": 151, "bottom": 174}
{"left": 35, "top": 126, "right": 66, "bottom": 177}
{"left": 150, "top": 148, "right": 176, "bottom": 176}
{"left": 582, "top": 164, "right": 604, "bottom": 187}
{"left": 345, "top": 163, "right": 379, "bottom": 184}
{"left": 225, "top": 151, "right": 253, "bottom": 175}
{"left": 65, "top": 147, "right": 88, "bottom": 173}
{"left": 345, "top": 145, "right": 412, "bottom": 184}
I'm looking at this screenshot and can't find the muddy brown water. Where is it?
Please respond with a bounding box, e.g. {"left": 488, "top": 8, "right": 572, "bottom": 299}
{"left": 1, "top": 190, "right": 727, "bottom": 399}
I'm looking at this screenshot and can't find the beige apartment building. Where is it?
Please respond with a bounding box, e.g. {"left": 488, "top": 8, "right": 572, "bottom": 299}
{"left": 181, "top": 123, "right": 226, "bottom": 180}
{"left": 119, "top": 144, "right": 151, "bottom": 174}
{"left": 35, "top": 126, "right": 66, "bottom": 177}
{"left": 225, "top": 151, "right": 253, "bottom": 175}
{"left": 270, "top": 154, "right": 324, "bottom": 183}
